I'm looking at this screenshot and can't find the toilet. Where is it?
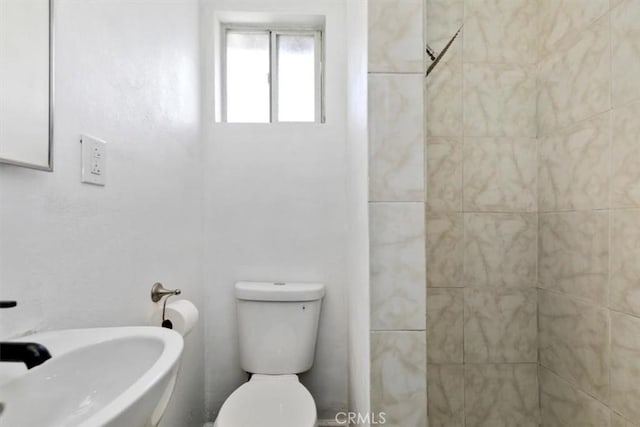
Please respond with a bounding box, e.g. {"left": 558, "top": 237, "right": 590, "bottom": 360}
{"left": 214, "top": 281, "right": 326, "bottom": 427}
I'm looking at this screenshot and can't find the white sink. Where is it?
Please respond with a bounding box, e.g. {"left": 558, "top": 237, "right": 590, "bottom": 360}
{"left": 0, "top": 327, "right": 184, "bottom": 427}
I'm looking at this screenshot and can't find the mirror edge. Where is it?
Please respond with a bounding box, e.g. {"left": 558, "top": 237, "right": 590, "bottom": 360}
{"left": 0, "top": 0, "right": 54, "bottom": 172}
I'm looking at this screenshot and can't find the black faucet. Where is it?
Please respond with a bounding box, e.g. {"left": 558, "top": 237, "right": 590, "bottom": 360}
{"left": 0, "top": 301, "right": 52, "bottom": 369}
{"left": 0, "top": 342, "right": 51, "bottom": 369}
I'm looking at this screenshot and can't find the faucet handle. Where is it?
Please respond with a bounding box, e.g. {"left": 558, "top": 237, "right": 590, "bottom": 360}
{"left": 0, "top": 301, "right": 17, "bottom": 309}
{"left": 150, "top": 283, "right": 181, "bottom": 303}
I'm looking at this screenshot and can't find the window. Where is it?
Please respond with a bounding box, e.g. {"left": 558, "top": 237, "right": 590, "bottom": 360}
{"left": 222, "top": 26, "right": 323, "bottom": 123}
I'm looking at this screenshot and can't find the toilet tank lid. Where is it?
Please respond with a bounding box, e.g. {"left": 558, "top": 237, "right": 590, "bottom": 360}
{"left": 235, "top": 282, "right": 325, "bottom": 302}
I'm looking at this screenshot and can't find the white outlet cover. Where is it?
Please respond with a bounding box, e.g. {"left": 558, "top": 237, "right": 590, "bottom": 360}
{"left": 80, "top": 134, "right": 106, "bottom": 186}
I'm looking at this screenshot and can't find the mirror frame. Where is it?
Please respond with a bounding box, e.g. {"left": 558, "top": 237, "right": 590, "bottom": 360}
{"left": 0, "top": 0, "right": 54, "bottom": 171}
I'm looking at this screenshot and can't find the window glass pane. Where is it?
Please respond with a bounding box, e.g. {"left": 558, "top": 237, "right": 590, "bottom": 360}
{"left": 226, "top": 31, "right": 270, "bottom": 123}
{"left": 277, "top": 34, "right": 316, "bottom": 122}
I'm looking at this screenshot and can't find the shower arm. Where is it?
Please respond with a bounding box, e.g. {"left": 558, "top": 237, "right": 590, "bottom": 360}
{"left": 425, "top": 25, "right": 464, "bottom": 78}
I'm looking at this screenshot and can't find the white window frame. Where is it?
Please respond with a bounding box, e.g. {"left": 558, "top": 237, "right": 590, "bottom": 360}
{"left": 221, "top": 24, "right": 324, "bottom": 123}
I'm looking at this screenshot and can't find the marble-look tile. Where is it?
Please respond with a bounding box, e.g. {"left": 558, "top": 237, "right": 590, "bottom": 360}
{"left": 464, "top": 363, "right": 539, "bottom": 427}
{"left": 369, "top": 74, "right": 424, "bottom": 202}
{"left": 611, "top": 413, "right": 639, "bottom": 427}
{"left": 612, "top": 0, "right": 640, "bottom": 107}
{"left": 464, "top": 0, "right": 537, "bottom": 64}
{"left": 538, "top": 0, "right": 609, "bottom": 59}
{"left": 612, "top": 101, "right": 640, "bottom": 208}
{"left": 425, "top": 0, "right": 461, "bottom": 140}
{"left": 464, "top": 213, "right": 537, "bottom": 288}
{"left": 426, "top": 0, "right": 463, "bottom": 62}
{"left": 464, "top": 288, "right": 537, "bottom": 363}
{"left": 464, "top": 137, "right": 537, "bottom": 212}
{"left": 537, "top": 15, "right": 610, "bottom": 136}
{"left": 428, "top": 364, "right": 464, "bottom": 427}
{"left": 427, "top": 56, "right": 463, "bottom": 137}
{"left": 540, "top": 367, "right": 610, "bottom": 427}
{"left": 538, "top": 112, "right": 610, "bottom": 211}
{"left": 464, "top": 63, "right": 537, "bottom": 138}
{"left": 371, "top": 331, "right": 427, "bottom": 427}
{"left": 368, "top": 0, "right": 424, "bottom": 73}
{"left": 427, "top": 213, "right": 464, "bottom": 288}
{"left": 370, "top": 203, "right": 425, "bottom": 330}
{"left": 427, "top": 137, "right": 462, "bottom": 212}
{"left": 538, "top": 290, "right": 610, "bottom": 401}
{"left": 539, "top": 211, "right": 609, "bottom": 305}
{"left": 610, "top": 312, "right": 640, "bottom": 422}
{"left": 427, "top": 288, "right": 463, "bottom": 363}
{"left": 611, "top": 210, "right": 640, "bottom": 316}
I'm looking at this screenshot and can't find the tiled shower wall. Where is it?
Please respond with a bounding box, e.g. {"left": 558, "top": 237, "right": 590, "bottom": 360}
{"left": 537, "top": 1, "right": 640, "bottom": 426}
{"left": 370, "top": 1, "right": 640, "bottom": 426}
{"left": 425, "top": 0, "right": 539, "bottom": 425}
{"left": 368, "top": 0, "right": 427, "bottom": 425}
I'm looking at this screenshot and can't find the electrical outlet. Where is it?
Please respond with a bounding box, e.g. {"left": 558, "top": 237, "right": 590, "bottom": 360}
{"left": 80, "top": 134, "right": 106, "bottom": 186}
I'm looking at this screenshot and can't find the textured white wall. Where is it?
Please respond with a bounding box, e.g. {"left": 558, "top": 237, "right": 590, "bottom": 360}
{"left": 0, "top": 0, "right": 205, "bottom": 425}
{"left": 200, "top": 0, "right": 350, "bottom": 420}
{"left": 0, "top": 0, "right": 368, "bottom": 424}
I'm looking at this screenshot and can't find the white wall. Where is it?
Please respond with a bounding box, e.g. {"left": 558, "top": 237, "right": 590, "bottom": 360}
{"left": 0, "top": 0, "right": 205, "bottom": 425}
{"left": 200, "top": 0, "right": 349, "bottom": 419}
{"left": 346, "top": 0, "right": 370, "bottom": 423}
{"left": 0, "top": 0, "right": 369, "bottom": 423}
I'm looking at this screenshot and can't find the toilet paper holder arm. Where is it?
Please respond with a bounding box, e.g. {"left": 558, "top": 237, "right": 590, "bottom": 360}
{"left": 151, "top": 282, "right": 181, "bottom": 303}
{"left": 151, "top": 282, "right": 182, "bottom": 330}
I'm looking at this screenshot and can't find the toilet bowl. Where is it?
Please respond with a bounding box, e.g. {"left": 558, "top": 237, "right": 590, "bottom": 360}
{"left": 213, "top": 282, "right": 325, "bottom": 427}
{"left": 214, "top": 375, "right": 316, "bottom": 427}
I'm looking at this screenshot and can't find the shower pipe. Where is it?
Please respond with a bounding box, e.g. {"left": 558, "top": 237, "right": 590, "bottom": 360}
{"left": 425, "top": 25, "right": 464, "bottom": 77}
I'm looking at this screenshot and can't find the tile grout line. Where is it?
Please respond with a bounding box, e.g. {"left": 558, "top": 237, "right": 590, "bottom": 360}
{"left": 461, "top": 1, "right": 467, "bottom": 424}
{"left": 608, "top": 10, "right": 614, "bottom": 421}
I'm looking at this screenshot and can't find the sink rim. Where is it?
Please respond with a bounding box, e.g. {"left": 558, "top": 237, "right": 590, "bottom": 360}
{"left": 2, "top": 326, "right": 184, "bottom": 426}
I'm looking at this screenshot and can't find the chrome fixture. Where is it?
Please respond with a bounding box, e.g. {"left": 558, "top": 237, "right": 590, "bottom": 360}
{"left": 150, "top": 283, "right": 181, "bottom": 303}
{"left": 150, "top": 283, "right": 182, "bottom": 330}
{"left": 425, "top": 25, "right": 464, "bottom": 77}
{"left": 426, "top": 44, "right": 437, "bottom": 61}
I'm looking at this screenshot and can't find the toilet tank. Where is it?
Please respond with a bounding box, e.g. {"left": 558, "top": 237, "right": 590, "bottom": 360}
{"left": 235, "top": 281, "right": 325, "bottom": 375}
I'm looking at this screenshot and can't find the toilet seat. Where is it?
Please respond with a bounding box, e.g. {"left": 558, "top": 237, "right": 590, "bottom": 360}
{"left": 215, "top": 374, "right": 317, "bottom": 427}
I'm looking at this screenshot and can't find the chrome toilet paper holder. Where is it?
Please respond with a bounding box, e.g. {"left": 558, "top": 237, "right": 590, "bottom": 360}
{"left": 151, "top": 282, "right": 182, "bottom": 329}
{"left": 151, "top": 282, "right": 181, "bottom": 302}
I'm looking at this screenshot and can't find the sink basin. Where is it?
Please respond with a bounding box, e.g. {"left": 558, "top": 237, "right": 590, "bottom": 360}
{"left": 0, "top": 327, "right": 183, "bottom": 427}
